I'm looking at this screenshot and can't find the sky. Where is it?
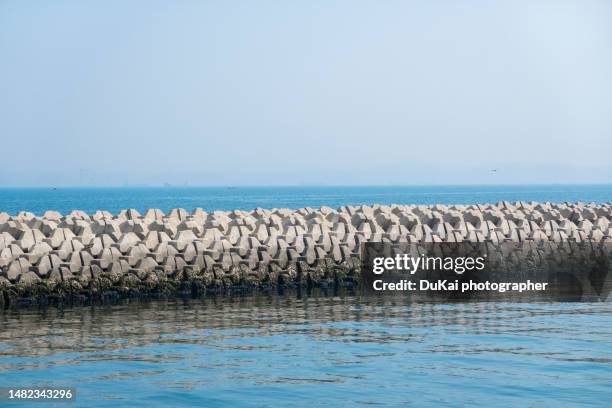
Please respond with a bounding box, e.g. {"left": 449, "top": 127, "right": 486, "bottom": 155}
{"left": 0, "top": 0, "right": 611, "bottom": 187}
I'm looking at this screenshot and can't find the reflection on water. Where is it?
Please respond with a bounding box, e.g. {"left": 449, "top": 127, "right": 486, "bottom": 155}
{"left": 1, "top": 295, "right": 612, "bottom": 407}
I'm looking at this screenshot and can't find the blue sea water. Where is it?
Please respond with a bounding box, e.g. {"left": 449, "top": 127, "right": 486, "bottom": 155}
{"left": 1, "top": 186, "right": 611, "bottom": 407}
{"left": 0, "top": 184, "right": 610, "bottom": 215}
{"left": 1, "top": 295, "right": 611, "bottom": 407}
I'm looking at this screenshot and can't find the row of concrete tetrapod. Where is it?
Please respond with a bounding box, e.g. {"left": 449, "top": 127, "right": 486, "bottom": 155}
{"left": 0, "top": 201, "right": 610, "bottom": 304}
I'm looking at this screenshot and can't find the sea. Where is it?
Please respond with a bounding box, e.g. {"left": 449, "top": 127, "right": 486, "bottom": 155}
{"left": 0, "top": 184, "right": 611, "bottom": 215}
{"left": 0, "top": 185, "right": 611, "bottom": 407}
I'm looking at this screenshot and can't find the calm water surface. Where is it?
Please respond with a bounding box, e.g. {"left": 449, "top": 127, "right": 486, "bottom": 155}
{"left": 0, "top": 185, "right": 610, "bottom": 215}
{"left": 1, "top": 295, "right": 611, "bottom": 407}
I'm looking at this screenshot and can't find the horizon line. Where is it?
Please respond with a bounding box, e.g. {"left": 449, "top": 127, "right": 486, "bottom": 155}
{"left": 1, "top": 183, "right": 612, "bottom": 189}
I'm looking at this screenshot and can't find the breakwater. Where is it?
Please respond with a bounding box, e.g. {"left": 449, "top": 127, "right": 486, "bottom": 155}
{"left": 0, "top": 202, "right": 610, "bottom": 306}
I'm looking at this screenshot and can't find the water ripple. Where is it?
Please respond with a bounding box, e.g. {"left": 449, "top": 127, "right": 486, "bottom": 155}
{"left": 1, "top": 295, "right": 611, "bottom": 407}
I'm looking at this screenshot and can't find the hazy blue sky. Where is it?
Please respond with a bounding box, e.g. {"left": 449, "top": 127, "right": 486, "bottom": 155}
{"left": 1, "top": 0, "right": 610, "bottom": 186}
